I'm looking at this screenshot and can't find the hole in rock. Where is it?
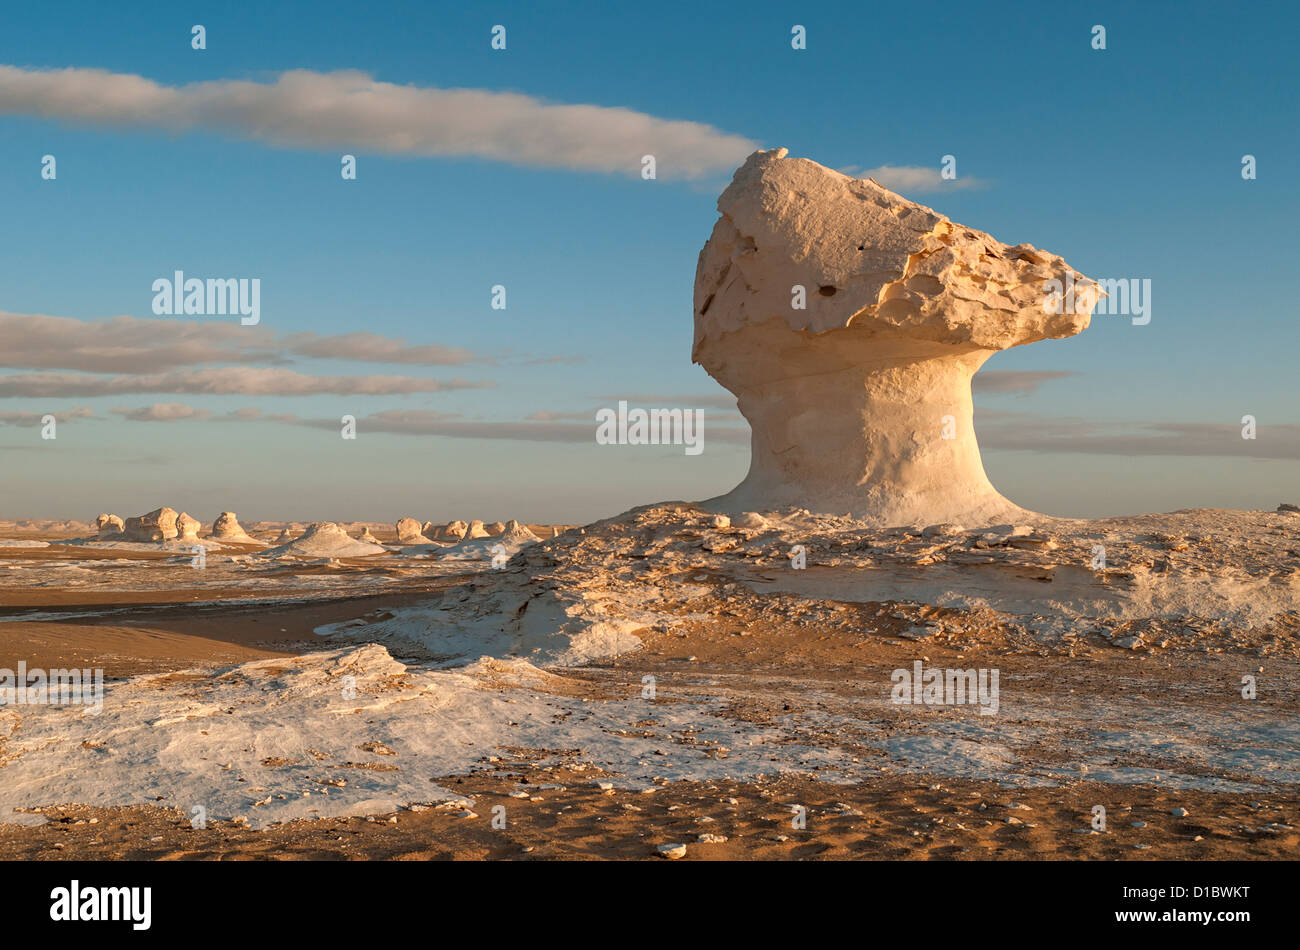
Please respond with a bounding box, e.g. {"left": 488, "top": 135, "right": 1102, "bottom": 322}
{"left": 818, "top": 285, "right": 837, "bottom": 297}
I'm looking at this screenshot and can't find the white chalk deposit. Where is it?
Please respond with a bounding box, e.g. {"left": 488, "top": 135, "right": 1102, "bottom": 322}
{"left": 694, "top": 148, "right": 1098, "bottom": 526}
{"left": 259, "top": 522, "right": 387, "bottom": 559}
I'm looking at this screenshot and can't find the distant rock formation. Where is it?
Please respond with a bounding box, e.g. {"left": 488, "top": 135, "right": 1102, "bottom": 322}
{"left": 694, "top": 148, "right": 1097, "bottom": 525}
{"left": 440, "top": 519, "right": 541, "bottom": 562}
{"left": 436, "top": 521, "right": 469, "bottom": 542}
{"left": 465, "top": 520, "right": 491, "bottom": 539}
{"left": 261, "top": 522, "right": 387, "bottom": 559}
{"left": 485, "top": 521, "right": 506, "bottom": 536}
{"left": 95, "top": 513, "right": 124, "bottom": 538}
{"left": 211, "top": 511, "right": 260, "bottom": 543}
{"left": 121, "top": 507, "right": 178, "bottom": 542}
{"left": 175, "top": 513, "right": 202, "bottom": 542}
{"left": 358, "top": 528, "right": 383, "bottom": 544}
{"left": 395, "top": 517, "right": 432, "bottom": 544}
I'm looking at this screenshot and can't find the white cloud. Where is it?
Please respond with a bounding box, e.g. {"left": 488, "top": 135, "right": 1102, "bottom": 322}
{"left": 0, "top": 367, "right": 490, "bottom": 398}
{"left": 0, "top": 65, "right": 756, "bottom": 179}
{"left": 0, "top": 407, "right": 95, "bottom": 427}
{"left": 110, "top": 403, "right": 212, "bottom": 422}
{"left": 0, "top": 312, "right": 482, "bottom": 372}
{"left": 840, "top": 164, "right": 988, "bottom": 195}
{"left": 973, "top": 370, "right": 1075, "bottom": 395}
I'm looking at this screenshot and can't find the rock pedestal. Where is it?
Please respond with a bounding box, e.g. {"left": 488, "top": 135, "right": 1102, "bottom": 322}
{"left": 694, "top": 148, "right": 1098, "bottom": 525}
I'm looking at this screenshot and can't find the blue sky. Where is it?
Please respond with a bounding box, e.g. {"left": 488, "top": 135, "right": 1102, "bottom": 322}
{"left": 1, "top": 0, "right": 1297, "bottom": 523}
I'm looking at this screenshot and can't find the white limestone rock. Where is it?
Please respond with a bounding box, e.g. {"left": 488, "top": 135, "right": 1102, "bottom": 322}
{"left": 121, "top": 507, "right": 179, "bottom": 542}
{"left": 395, "top": 517, "right": 432, "bottom": 544}
{"left": 211, "top": 511, "right": 260, "bottom": 543}
{"left": 436, "top": 521, "right": 469, "bottom": 542}
{"left": 260, "top": 522, "right": 387, "bottom": 559}
{"left": 175, "top": 513, "right": 202, "bottom": 542}
{"left": 693, "top": 148, "right": 1098, "bottom": 525}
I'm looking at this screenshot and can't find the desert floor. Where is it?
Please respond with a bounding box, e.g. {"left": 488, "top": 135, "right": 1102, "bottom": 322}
{"left": 1, "top": 511, "right": 1297, "bottom": 860}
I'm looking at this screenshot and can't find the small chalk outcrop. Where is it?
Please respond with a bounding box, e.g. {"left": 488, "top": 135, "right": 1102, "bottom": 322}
{"left": 465, "top": 520, "right": 491, "bottom": 539}
{"left": 211, "top": 511, "right": 260, "bottom": 543}
{"left": 441, "top": 520, "right": 542, "bottom": 562}
{"left": 175, "top": 513, "right": 202, "bottom": 542}
{"left": 121, "top": 507, "right": 179, "bottom": 542}
{"left": 260, "top": 522, "right": 387, "bottom": 559}
{"left": 358, "top": 528, "right": 383, "bottom": 544}
{"left": 436, "top": 521, "right": 469, "bottom": 542}
{"left": 95, "top": 513, "right": 124, "bottom": 538}
{"left": 485, "top": 521, "right": 507, "bottom": 536}
{"left": 694, "top": 148, "right": 1098, "bottom": 525}
{"left": 395, "top": 517, "right": 432, "bottom": 544}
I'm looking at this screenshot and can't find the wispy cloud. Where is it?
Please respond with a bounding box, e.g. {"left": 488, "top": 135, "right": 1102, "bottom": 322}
{"left": 838, "top": 164, "right": 988, "bottom": 195}
{"left": 275, "top": 331, "right": 475, "bottom": 366}
{"left": 977, "top": 409, "right": 1300, "bottom": 460}
{"left": 106, "top": 404, "right": 752, "bottom": 445}
{"left": 0, "top": 65, "right": 756, "bottom": 179}
{"left": 605, "top": 392, "right": 738, "bottom": 410}
{"left": 0, "top": 312, "right": 480, "bottom": 372}
{"left": 973, "top": 370, "right": 1076, "bottom": 395}
{"left": 110, "top": 403, "right": 211, "bottom": 422}
{"left": 0, "top": 407, "right": 95, "bottom": 427}
{"left": 0, "top": 368, "right": 490, "bottom": 398}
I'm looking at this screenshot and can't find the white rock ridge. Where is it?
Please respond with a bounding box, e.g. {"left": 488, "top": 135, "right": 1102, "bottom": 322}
{"left": 95, "top": 513, "right": 124, "bottom": 538}
{"left": 693, "top": 148, "right": 1099, "bottom": 526}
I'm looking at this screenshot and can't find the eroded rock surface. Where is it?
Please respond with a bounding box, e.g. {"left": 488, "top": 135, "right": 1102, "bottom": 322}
{"left": 694, "top": 148, "right": 1098, "bottom": 525}
{"left": 121, "top": 507, "right": 178, "bottom": 542}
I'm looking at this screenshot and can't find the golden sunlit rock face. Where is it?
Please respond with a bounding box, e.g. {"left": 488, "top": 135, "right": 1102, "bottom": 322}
{"left": 694, "top": 148, "right": 1097, "bottom": 525}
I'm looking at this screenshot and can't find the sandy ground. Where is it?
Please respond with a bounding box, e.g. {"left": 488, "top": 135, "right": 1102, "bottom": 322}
{"left": 1, "top": 582, "right": 1296, "bottom": 860}
{"left": 1, "top": 511, "right": 1297, "bottom": 860}
{"left": 4, "top": 771, "right": 1295, "bottom": 861}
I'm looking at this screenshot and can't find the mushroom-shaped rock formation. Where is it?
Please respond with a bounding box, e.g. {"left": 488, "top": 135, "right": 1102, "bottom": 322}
{"left": 121, "top": 507, "right": 179, "bottom": 542}
{"left": 95, "top": 513, "right": 124, "bottom": 537}
{"left": 358, "top": 528, "right": 383, "bottom": 544}
{"left": 694, "top": 148, "right": 1098, "bottom": 526}
{"left": 395, "top": 517, "right": 431, "bottom": 544}
{"left": 211, "top": 511, "right": 259, "bottom": 543}
{"left": 175, "top": 513, "right": 202, "bottom": 542}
